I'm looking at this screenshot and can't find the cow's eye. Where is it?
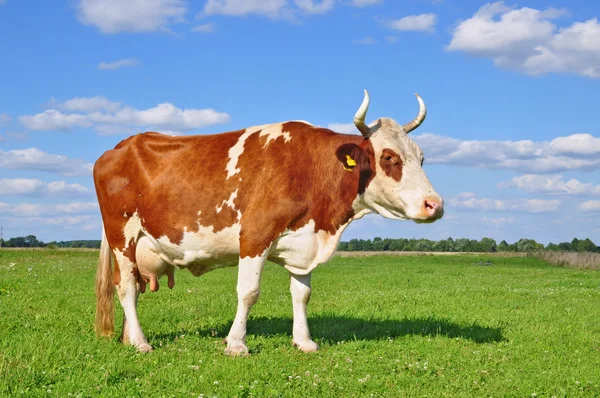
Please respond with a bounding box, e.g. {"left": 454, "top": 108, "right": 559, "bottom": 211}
{"left": 385, "top": 155, "right": 393, "bottom": 161}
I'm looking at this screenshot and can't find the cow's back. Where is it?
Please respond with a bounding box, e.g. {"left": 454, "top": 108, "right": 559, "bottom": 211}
{"left": 93, "top": 130, "right": 245, "bottom": 255}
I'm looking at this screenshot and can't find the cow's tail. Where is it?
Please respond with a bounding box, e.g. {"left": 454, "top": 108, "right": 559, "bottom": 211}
{"left": 94, "top": 225, "right": 115, "bottom": 337}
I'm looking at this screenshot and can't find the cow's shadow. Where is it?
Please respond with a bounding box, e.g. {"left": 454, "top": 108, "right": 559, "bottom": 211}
{"left": 152, "top": 315, "right": 505, "bottom": 345}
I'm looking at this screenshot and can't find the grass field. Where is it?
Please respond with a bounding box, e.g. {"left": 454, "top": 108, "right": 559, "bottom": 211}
{"left": 1, "top": 250, "right": 600, "bottom": 397}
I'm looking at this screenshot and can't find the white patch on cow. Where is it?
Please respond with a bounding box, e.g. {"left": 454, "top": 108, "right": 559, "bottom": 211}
{"left": 226, "top": 121, "right": 314, "bottom": 179}
{"left": 226, "top": 124, "right": 269, "bottom": 179}
{"left": 112, "top": 247, "right": 151, "bottom": 351}
{"left": 259, "top": 123, "right": 291, "bottom": 147}
{"left": 225, "top": 251, "right": 268, "bottom": 356}
{"left": 216, "top": 189, "right": 240, "bottom": 220}
{"left": 290, "top": 273, "right": 318, "bottom": 352}
{"left": 123, "top": 211, "right": 143, "bottom": 246}
{"left": 268, "top": 205, "right": 370, "bottom": 275}
{"left": 153, "top": 222, "right": 242, "bottom": 274}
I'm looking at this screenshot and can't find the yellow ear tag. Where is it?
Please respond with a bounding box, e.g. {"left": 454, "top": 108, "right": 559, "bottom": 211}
{"left": 343, "top": 154, "right": 357, "bottom": 171}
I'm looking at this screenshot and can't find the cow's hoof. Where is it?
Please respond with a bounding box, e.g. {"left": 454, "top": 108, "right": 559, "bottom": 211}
{"left": 136, "top": 343, "right": 154, "bottom": 353}
{"left": 293, "top": 340, "right": 319, "bottom": 353}
{"left": 224, "top": 341, "right": 249, "bottom": 357}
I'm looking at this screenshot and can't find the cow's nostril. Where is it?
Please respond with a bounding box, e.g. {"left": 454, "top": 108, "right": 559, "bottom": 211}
{"left": 425, "top": 200, "right": 436, "bottom": 210}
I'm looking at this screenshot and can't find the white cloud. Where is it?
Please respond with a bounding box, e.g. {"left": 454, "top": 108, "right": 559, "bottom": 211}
{"left": 294, "top": 0, "right": 334, "bottom": 14}
{"left": 548, "top": 133, "right": 600, "bottom": 156}
{"left": 19, "top": 111, "right": 91, "bottom": 132}
{"left": 413, "top": 132, "right": 600, "bottom": 173}
{"left": 77, "top": 0, "right": 187, "bottom": 34}
{"left": 97, "top": 59, "right": 139, "bottom": 70}
{"left": 0, "top": 113, "right": 10, "bottom": 126}
{"left": 579, "top": 200, "right": 600, "bottom": 213}
{"left": 202, "top": 0, "right": 339, "bottom": 19}
{"left": 351, "top": 0, "right": 382, "bottom": 7}
{"left": 19, "top": 98, "right": 230, "bottom": 134}
{"left": 203, "top": 0, "right": 290, "bottom": 19}
{"left": 328, "top": 123, "right": 357, "bottom": 134}
{"left": 192, "top": 23, "right": 215, "bottom": 33}
{"left": 48, "top": 96, "right": 122, "bottom": 113}
{"left": 389, "top": 13, "right": 437, "bottom": 32}
{"left": 0, "top": 148, "right": 93, "bottom": 176}
{"left": 89, "top": 103, "right": 231, "bottom": 132}
{"left": 37, "top": 215, "right": 96, "bottom": 227}
{"left": 352, "top": 36, "right": 377, "bottom": 44}
{"left": 449, "top": 192, "right": 561, "bottom": 213}
{"left": 499, "top": 174, "right": 600, "bottom": 196}
{"left": 0, "top": 179, "right": 90, "bottom": 197}
{"left": 483, "top": 216, "right": 516, "bottom": 225}
{"left": 447, "top": 2, "right": 600, "bottom": 78}
{"left": 0, "top": 202, "right": 98, "bottom": 217}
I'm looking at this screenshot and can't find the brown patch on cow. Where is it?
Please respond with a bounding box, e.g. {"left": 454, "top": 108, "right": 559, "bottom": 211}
{"left": 94, "top": 123, "right": 376, "bottom": 263}
{"left": 379, "top": 148, "right": 403, "bottom": 182}
{"left": 94, "top": 129, "right": 246, "bottom": 251}
{"left": 235, "top": 122, "right": 376, "bottom": 257}
{"left": 113, "top": 252, "right": 121, "bottom": 285}
{"left": 335, "top": 143, "right": 374, "bottom": 194}
{"left": 123, "top": 239, "right": 136, "bottom": 263}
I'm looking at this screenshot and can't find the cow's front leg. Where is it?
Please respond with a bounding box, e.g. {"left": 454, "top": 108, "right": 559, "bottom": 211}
{"left": 224, "top": 255, "right": 266, "bottom": 356}
{"left": 290, "top": 272, "right": 319, "bottom": 353}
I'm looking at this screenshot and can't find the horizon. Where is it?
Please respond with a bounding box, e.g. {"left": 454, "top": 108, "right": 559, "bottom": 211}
{"left": 0, "top": 0, "right": 599, "bottom": 245}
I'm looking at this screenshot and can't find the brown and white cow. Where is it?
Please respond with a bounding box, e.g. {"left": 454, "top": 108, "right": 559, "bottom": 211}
{"left": 93, "top": 90, "right": 444, "bottom": 355}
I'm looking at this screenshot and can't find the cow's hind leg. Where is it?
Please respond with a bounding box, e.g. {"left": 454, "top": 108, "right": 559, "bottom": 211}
{"left": 224, "top": 254, "right": 267, "bottom": 356}
{"left": 290, "top": 272, "right": 319, "bottom": 353}
{"left": 114, "top": 251, "right": 152, "bottom": 353}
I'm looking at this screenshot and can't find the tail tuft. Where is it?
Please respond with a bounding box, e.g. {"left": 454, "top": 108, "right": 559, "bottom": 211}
{"left": 94, "top": 227, "right": 115, "bottom": 337}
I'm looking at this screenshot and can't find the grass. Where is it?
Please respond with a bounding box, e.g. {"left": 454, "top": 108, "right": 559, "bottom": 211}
{"left": 1, "top": 249, "right": 600, "bottom": 397}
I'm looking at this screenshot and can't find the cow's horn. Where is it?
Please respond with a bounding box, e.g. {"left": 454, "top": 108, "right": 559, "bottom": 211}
{"left": 354, "top": 89, "right": 372, "bottom": 139}
{"left": 402, "top": 93, "right": 427, "bottom": 134}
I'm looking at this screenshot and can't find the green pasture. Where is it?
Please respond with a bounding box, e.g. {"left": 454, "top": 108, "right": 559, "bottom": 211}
{"left": 1, "top": 250, "right": 600, "bottom": 397}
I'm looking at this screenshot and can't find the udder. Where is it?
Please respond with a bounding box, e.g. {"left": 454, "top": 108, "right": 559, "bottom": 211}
{"left": 135, "top": 236, "right": 175, "bottom": 293}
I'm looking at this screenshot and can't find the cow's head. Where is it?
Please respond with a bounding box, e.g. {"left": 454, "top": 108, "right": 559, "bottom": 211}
{"left": 346, "top": 89, "right": 444, "bottom": 223}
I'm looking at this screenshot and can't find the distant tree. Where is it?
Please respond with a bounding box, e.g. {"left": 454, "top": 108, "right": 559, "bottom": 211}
{"left": 454, "top": 238, "right": 472, "bottom": 252}
{"left": 577, "top": 238, "right": 597, "bottom": 253}
{"left": 545, "top": 242, "right": 560, "bottom": 251}
{"left": 388, "top": 239, "right": 405, "bottom": 251}
{"left": 479, "top": 237, "right": 497, "bottom": 252}
{"left": 516, "top": 238, "right": 543, "bottom": 252}
{"left": 372, "top": 237, "right": 385, "bottom": 251}
{"left": 433, "top": 239, "right": 450, "bottom": 252}
{"left": 415, "top": 239, "right": 433, "bottom": 252}
{"left": 402, "top": 240, "right": 416, "bottom": 251}
{"left": 558, "top": 242, "right": 573, "bottom": 251}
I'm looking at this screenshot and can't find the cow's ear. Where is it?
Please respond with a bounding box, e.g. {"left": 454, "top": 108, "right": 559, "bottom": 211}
{"left": 336, "top": 143, "right": 368, "bottom": 172}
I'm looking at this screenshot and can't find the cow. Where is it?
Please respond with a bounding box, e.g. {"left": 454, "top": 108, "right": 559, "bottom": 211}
{"left": 92, "top": 89, "right": 444, "bottom": 356}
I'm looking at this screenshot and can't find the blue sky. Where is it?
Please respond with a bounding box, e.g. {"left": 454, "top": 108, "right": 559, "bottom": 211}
{"left": 0, "top": 0, "right": 599, "bottom": 245}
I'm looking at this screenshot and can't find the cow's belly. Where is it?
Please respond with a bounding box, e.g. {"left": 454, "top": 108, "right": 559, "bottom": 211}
{"left": 135, "top": 221, "right": 242, "bottom": 279}
{"left": 268, "top": 220, "right": 345, "bottom": 275}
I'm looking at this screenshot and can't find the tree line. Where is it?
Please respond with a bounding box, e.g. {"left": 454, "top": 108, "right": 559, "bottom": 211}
{"left": 0, "top": 235, "right": 101, "bottom": 249}
{"left": 1, "top": 235, "right": 598, "bottom": 253}
{"left": 338, "top": 237, "right": 599, "bottom": 253}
